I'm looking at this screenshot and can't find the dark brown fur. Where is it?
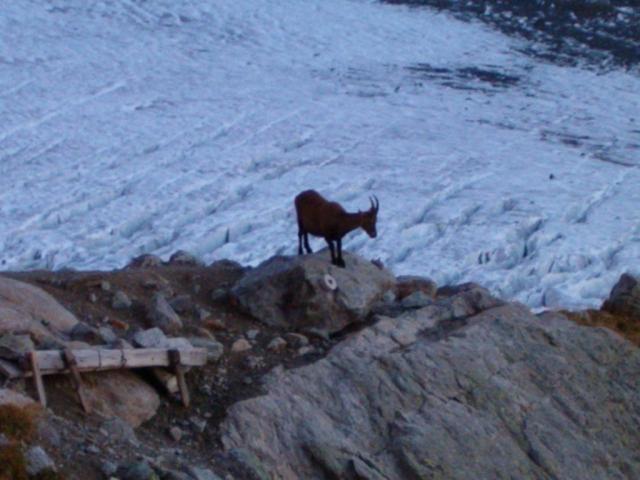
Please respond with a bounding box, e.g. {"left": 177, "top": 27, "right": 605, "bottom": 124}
{"left": 294, "top": 190, "right": 378, "bottom": 267}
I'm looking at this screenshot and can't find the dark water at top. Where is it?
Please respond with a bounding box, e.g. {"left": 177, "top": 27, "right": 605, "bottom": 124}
{"left": 384, "top": 0, "right": 640, "bottom": 71}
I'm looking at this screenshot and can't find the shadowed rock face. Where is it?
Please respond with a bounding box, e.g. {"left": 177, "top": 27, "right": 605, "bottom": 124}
{"left": 220, "top": 285, "right": 640, "bottom": 480}
{"left": 230, "top": 252, "right": 396, "bottom": 334}
{"left": 0, "top": 276, "right": 78, "bottom": 343}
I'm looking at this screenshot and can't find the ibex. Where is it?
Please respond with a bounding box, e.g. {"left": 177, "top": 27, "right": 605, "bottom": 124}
{"left": 294, "top": 189, "right": 379, "bottom": 267}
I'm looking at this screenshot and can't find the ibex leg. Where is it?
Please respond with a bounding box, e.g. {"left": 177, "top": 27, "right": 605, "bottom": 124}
{"left": 336, "top": 239, "right": 346, "bottom": 268}
{"left": 304, "top": 233, "right": 313, "bottom": 253}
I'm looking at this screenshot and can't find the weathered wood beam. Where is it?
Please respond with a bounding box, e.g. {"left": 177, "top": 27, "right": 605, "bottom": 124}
{"left": 29, "top": 351, "right": 46, "bottom": 408}
{"left": 63, "top": 349, "right": 91, "bottom": 414}
{"left": 24, "top": 348, "right": 207, "bottom": 375}
{"left": 169, "top": 349, "right": 190, "bottom": 408}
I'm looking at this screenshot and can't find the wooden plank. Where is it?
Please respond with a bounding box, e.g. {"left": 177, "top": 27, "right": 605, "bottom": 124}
{"left": 63, "top": 349, "right": 91, "bottom": 414}
{"left": 29, "top": 351, "right": 46, "bottom": 408}
{"left": 34, "top": 348, "right": 207, "bottom": 375}
{"left": 169, "top": 350, "right": 190, "bottom": 407}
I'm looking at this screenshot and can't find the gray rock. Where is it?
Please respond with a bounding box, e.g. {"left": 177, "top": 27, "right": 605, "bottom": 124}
{"left": 400, "top": 290, "right": 433, "bottom": 309}
{"left": 169, "top": 250, "right": 203, "bottom": 266}
{"left": 603, "top": 273, "right": 640, "bottom": 318}
{"left": 0, "top": 333, "right": 34, "bottom": 359}
{"left": 169, "top": 294, "right": 193, "bottom": 314}
{"left": 133, "top": 328, "right": 168, "bottom": 348}
{"left": 210, "top": 288, "right": 228, "bottom": 303}
{"left": 267, "top": 337, "right": 287, "bottom": 352}
{"left": 246, "top": 329, "right": 260, "bottom": 341}
{"left": 186, "top": 466, "right": 223, "bottom": 480}
{"left": 396, "top": 274, "right": 437, "bottom": 300}
{"left": 25, "top": 446, "right": 55, "bottom": 475}
{"left": 227, "top": 448, "right": 270, "bottom": 480}
{"left": 99, "top": 326, "right": 118, "bottom": 344}
{"left": 230, "top": 252, "right": 396, "bottom": 334}
{"left": 0, "top": 276, "right": 78, "bottom": 343}
{"left": 188, "top": 337, "right": 224, "bottom": 362}
{"left": 101, "top": 281, "right": 112, "bottom": 292}
{"left": 220, "top": 285, "right": 640, "bottom": 480}
{"left": 101, "top": 417, "right": 140, "bottom": 446}
{"left": 195, "top": 307, "right": 211, "bottom": 321}
{"left": 169, "top": 426, "right": 183, "bottom": 442}
{"left": 119, "top": 461, "right": 158, "bottom": 480}
{"left": 112, "top": 290, "right": 133, "bottom": 310}
{"left": 231, "top": 338, "right": 251, "bottom": 353}
{"left": 70, "top": 322, "right": 102, "bottom": 344}
{"left": 284, "top": 333, "right": 309, "bottom": 348}
{"left": 127, "top": 254, "right": 163, "bottom": 269}
{"left": 101, "top": 460, "right": 118, "bottom": 477}
{"left": 190, "top": 416, "right": 207, "bottom": 433}
{"left": 148, "top": 294, "right": 183, "bottom": 334}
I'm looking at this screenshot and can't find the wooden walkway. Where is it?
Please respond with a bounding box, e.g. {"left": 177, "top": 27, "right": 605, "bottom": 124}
{"left": 0, "top": 347, "right": 207, "bottom": 411}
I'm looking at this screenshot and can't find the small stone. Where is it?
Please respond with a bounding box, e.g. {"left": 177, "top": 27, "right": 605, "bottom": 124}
{"left": 112, "top": 290, "right": 133, "bottom": 310}
{"left": 99, "top": 326, "right": 118, "bottom": 344}
{"left": 101, "top": 460, "right": 118, "bottom": 477}
{"left": 297, "top": 346, "right": 315, "bottom": 356}
{"left": 400, "top": 291, "right": 433, "bottom": 309}
{"left": 101, "top": 281, "right": 112, "bottom": 292}
{"left": 70, "top": 323, "right": 101, "bottom": 344}
{"left": 101, "top": 417, "right": 139, "bottom": 446}
{"left": 231, "top": 338, "right": 252, "bottom": 353}
{"left": 267, "top": 337, "right": 287, "bottom": 352}
{"left": 25, "top": 446, "right": 55, "bottom": 476}
{"left": 149, "top": 293, "right": 183, "bottom": 334}
{"left": 187, "top": 466, "right": 223, "bottom": 480}
{"left": 246, "top": 329, "right": 260, "bottom": 341}
{"left": 169, "top": 426, "right": 183, "bottom": 442}
{"left": 245, "top": 356, "right": 264, "bottom": 369}
{"left": 85, "top": 444, "right": 100, "bottom": 454}
{"left": 133, "top": 328, "right": 168, "bottom": 348}
{"left": 169, "top": 294, "right": 192, "bottom": 314}
{"left": 307, "top": 329, "right": 332, "bottom": 342}
{"left": 119, "top": 461, "right": 158, "bottom": 480}
{"left": 190, "top": 417, "right": 207, "bottom": 433}
{"left": 193, "top": 284, "right": 202, "bottom": 294}
{"left": 204, "top": 317, "right": 226, "bottom": 330}
{"left": 169, "top": 250, "right": 203, "bottom": 266}
{"left": 211, "top": 288, "right": 228, "bottom": 303}
{"left": 396, "top": 275, "right": 437, "bottom": 300}
{"left": 127, "top": 254, "right": 163, "bottom": 269}
{"left": 284, "top": 333, "right": 309, "bottom": 349}
{"left": 89, "top": 292, "right": 98, "bottom": 303}
{"left": 195, "top": 307, "right": 211, "bottom": 321}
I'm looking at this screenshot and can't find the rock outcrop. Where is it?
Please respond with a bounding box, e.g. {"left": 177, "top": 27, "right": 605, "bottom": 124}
{"left": 79, "top": 371, "right": 160, "bottom": 428}
{"left": 221, "top": 285, "right": 640, "bottom": 480}
{"left": 603, "top": 273, "right": 640, "bottom": 318}
{"left": 0, "top": 276, "right": 78, "bottom": 343}
{"left": 230, "top": 252, "right": 396, "bottom": 334}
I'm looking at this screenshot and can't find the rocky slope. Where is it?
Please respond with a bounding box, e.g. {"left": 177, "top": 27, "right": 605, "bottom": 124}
{"left": 0, "top": 251, "right": 638, "bottom": 479}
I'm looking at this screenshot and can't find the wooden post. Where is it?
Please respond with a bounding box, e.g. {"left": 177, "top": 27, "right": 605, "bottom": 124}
{"left": 63, "top": 349, "right": 91, "bottom": 414}
{"left": 29, "top": 351, "right": 46, "bottom": 408}
{"left": 169, "top": 349, "right": 190, "bottom": 407}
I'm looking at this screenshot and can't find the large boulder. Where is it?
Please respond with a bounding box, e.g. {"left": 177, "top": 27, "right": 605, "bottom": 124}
{"left": 230, "top": 252, "right": 396, "bottom": 334}
{"left": 603, "top": 273, "right": 640, "bottom": 318}
{"left": 78, "top": 371, "right": 160, "bottom": 428}
{"left": 220, "top": 286, "right": 640, "bottom": 480}
{"left": 0, "top": 276, "right": 78, "bottom": 343}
